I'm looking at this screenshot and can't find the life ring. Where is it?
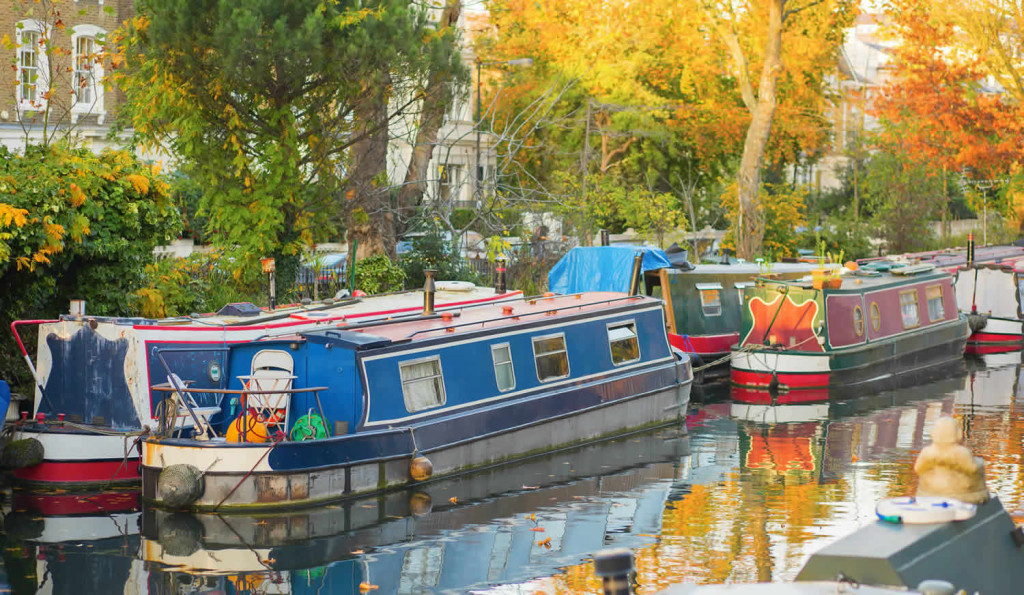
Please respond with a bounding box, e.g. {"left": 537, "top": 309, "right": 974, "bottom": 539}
{"left": 875, "top": 496, "right": 977, "bottom": 524}
{"left": 435, "top": 281, "right": 476, "bottom": 292}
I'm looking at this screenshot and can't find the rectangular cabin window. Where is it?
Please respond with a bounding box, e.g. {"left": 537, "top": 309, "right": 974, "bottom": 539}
{"left": 608, "top": 321, "right": 640, "bottom": 365}
{"left": 491, "top": 343, "right": 515, "bottom": 392}
{"left": 696, "top": 283, "right": 722, "bottom": 317}
{"left": 926, "top": 285, "right": 944, "bottom": 321}
{"left": 399, "top": 356, "right": 446, "bottom": 412}
{"left": 899, "top": 289, "right": 920, "bottom": 328}
{"left": 735, "top": 282, "right": 754, "bottom": 305}
{"left": 533, "top": 334, "right": 569, "bottom": 382}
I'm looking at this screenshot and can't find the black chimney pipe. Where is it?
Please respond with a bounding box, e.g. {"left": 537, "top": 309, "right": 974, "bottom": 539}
{"left": 594, "top": 548, "right": 634, "bottom": 595}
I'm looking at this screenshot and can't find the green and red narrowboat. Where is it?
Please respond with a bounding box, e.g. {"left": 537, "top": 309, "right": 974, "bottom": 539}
{"left": 730, "top": 263, "right": 969, "bottom": 402}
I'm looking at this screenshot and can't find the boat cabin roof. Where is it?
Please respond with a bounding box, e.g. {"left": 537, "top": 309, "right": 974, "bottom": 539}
{"left": 665, "top": 262, "right": 820, "bottom": 276}
{"left": 761, "top": 266, "right": 949, "bottom": 291}
{"left": 301, "top": 292, "right": 657, "bottom": 348}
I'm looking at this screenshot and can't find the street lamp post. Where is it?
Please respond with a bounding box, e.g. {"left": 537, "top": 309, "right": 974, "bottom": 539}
{"left": 475, "top": 57, "right": 533, "bottom": 202}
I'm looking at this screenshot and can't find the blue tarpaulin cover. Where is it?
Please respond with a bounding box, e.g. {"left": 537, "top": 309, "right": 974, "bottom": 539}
{"left": 548, "top": 246, "right": 672, "bottom": 294}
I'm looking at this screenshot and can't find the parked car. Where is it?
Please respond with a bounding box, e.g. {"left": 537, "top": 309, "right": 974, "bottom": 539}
{"left": 297, "top": 252, "right": 347, "bottom": 290}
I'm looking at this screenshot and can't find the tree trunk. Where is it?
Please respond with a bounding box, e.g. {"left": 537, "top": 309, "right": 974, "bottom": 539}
{"left": 347, "top": 73, "right": 394, "bottom": 260}
{"left": 396, "top": 0, "right": 463, "bottom": 232}
{"left": 735, "top": 0, "right": 784, "bottom": 260}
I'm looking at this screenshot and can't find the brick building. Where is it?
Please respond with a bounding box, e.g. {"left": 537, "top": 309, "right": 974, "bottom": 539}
{"left": 0, "top": 0, "right": 134, "bottom": 152}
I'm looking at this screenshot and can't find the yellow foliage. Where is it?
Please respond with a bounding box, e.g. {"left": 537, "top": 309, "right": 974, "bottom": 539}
{"left": 126, "top": 174, "right": 151, "bottom": 195}
{"left": 68, "top": 183, "right": 86, "bottom": 207}
{"left": 0, "top": 203, "right": 29, "bottom": 228}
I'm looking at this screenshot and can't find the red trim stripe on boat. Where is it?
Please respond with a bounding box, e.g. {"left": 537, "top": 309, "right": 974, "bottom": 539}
{"left": 732, "top": 386, "right": 831, "bottom": 404}
{"left": 731, "top": 368, "right": 831, "bottom": 390}
{"left": 968, "top": 331, "right": 1023, "bottom": 345}
{"left": 13, "top": 460, "right": 140, "bottom": 485}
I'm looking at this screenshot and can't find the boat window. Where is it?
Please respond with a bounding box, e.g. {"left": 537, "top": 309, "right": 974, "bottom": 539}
{"left": 696, "top": 283, "right": 722, "bottom": 317}
{"left": 870, "top": 302, "right": 881, "bottom": 331}
{"left": 533, "top": 334, "right": 569, "bottom": 382}
{"left": 853, "top": 305, "right": 864, "bottom": 336}
{"left": 735, "top": 282, "right": 754, "bottom": 304}
{"left": 926, "top": 285, "right": 944, "bottom": 321}
{"left": 491, "top": 343, "right": 515, "bottom": 392}
{"left": 399, "top": 356, "right": 446, "bottom": 413}
{"left": 608, "top": 321, "right": 640, "bottom": 365}
{"left": 899, "top": 290, "right": 920, "bottom": 328}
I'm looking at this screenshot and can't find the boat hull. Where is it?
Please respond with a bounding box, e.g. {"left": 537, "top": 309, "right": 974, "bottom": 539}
{"left": 730, "top": 319, "right": 969, "bottom": 396}
{"left": 142, "top": 377, "right": 691, "bottom": 511}
{"left": 965, "top": 316, "right": 1024, "bottom": 354}
{"left": 11, "top": 427, "right": 142, "bottom": 487}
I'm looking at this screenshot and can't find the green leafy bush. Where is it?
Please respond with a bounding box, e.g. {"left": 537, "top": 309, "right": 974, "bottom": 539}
{"left": 135, "top": 251, "right": 262, "bottom": 317}
{"left": 354, "top": 254, "right": 406, "bottom": 295}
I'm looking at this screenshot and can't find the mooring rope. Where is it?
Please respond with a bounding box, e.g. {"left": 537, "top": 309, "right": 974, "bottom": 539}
{"left": 213, "top": 433, "right": 285, "bottom": 511}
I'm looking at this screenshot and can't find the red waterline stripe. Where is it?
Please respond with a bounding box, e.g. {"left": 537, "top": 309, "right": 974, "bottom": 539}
{"left": 968, "top": 331, "right": 1023, "bottom": 345}
{"left": 13, "top": 459, "right": 140, "bottom": 485}
{"left": 731, "top": 386, "right": 831, "bottom": 404}
{"left": 731, "top": 368, "right": 831, "bottom": 389}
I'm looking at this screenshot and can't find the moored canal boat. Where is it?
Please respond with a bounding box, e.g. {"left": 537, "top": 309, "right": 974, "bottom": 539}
{"left": 548, "top": 246, "right": 817, "bottom": 376}
{"left": 7, "top": 283, "right": 520, "bottom": 488}
{"left": 730, "top": 263, "right": 969, "bottom": 398}
{"left": 953, "top": 259, "right": 1024, "bottom": 354}
{"left": 142, "top": 291, "right": 693, "bottom": 510}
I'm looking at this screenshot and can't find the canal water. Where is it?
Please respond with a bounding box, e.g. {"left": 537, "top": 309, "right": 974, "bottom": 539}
{"left": 1, "top": 352, "right": 1022, "bottom": 594}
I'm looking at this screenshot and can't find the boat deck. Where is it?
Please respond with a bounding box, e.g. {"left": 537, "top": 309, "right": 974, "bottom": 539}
{"left": 340, "top": 292, "right": 651, "bottom": 342}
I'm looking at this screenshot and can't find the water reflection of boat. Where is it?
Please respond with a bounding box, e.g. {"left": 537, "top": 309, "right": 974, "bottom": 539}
{"left": 729, "top": 370, "right": 968, "bottom": 484}
{"left": 140, "top": 422, "right": 692, "bottom": 592}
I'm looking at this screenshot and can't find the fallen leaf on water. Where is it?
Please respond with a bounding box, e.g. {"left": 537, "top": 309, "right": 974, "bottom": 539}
{"left": 521, "top": 485, "right": 539, "bottom": 490}
{"left": 449, "top": 497, "right": 458, "bottom": 504}
{"left": 538, "top": 537, "right": 551, "bottom": 547}
{"left": 359, "top": 583, "right": 379, "bottom": 592}
{"left": 361, "top": 504, "right": 375, "bottom": 509}
{"left": 527, "top": 513, "right": 536, "bottom": 522}
{"left": 351, "top": 549, "right": 365, "bottom": 555}
{"left": 529, "top": 527, "right": 545, "bottom": 532}
{"left": 262, "top": 557, "right": 276, "bottom": 564}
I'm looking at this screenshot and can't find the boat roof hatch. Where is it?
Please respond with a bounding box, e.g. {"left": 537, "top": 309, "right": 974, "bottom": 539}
{"left": 301, "top": 328, "right": 392, "bottom": 350}
{"left": 889, "top": 263, "right": 936, "bottom": 275}
{"left": 695, "top": 282, "right": 723, "bottom": 290}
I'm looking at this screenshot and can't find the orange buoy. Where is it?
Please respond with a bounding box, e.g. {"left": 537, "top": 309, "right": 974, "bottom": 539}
{"left": 226, "top": 413, "right": 270, "bottom": 443}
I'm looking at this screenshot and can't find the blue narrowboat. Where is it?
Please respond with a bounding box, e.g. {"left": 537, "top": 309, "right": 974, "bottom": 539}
{"left": 142, "top": 291, "right": 693, "bottom": 510}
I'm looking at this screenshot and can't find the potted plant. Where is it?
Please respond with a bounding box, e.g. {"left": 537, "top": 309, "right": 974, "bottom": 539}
{"left": 825, "top": 249, "right": 845, "bottom": 289}
{"left": 811, "top": 240, "right": 829, "bottom": 289}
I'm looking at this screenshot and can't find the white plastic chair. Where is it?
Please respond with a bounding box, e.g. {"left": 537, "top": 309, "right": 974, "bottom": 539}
{"left": 239, "top": 349, "right": 296, "bottom": 427}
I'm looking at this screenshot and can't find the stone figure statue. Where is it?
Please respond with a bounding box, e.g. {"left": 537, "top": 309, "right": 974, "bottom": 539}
{"left": 914, "top": 416, "right": 989, "bottom": 504}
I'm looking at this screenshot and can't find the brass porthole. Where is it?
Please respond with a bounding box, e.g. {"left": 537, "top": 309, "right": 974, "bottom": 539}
{"left": 870, "top": 302, "right": 881, "bottom": 332}
{"left": 853, "top": 305, "right": 865, "bottom": 336}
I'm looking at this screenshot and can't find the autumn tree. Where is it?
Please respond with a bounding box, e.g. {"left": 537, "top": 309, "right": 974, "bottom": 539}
{"left": 114, "top": 0, "right": 466, "bottom": 272}
{"left": 702, "top": 0, "right": 855, "bottom": 259}
{"left": 481, "top": 0, "right": 853, "bottom": 251}
{"left": 868, "top": 0, "right": 1024, "bottom": 246}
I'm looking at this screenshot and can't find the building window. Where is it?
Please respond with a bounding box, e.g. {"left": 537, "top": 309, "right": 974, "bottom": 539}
{"left": 926, "top": 285, "right": 944, "bottom": 321}
{"left": 437, "top": 164, "right": 463, "bottom": 202}
{"left": 853, "top": 305, "right": 864, "bottom": 336}
{"left": 491, "top": 343, "right": 515, "bottom": 392}
{"left": 399, "top": 356, "right": 446, "bottom": 413}
{"left": 870, "top": 302, "right": 881, "bottom": 332}
{"left": 533, "top": 334, "right": 569, "bottom": 382}
{"left": 608, "top": 321, "right": 640, "bottom": 365}
{"left": 71, "top": 25, "right": 106, "bottom": 118}
{"left": 16, "top": 21, "right": 48, "bottom": 109}
{"left": 899, "top": 290, "right": 920, "bottom": 328}
{"left": 697, "top": 283, "right": 722, "bottom": 317}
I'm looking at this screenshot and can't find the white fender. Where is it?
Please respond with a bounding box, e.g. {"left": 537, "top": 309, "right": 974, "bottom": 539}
{"left": 876, "top": 496, "right": 977, "bottom": 524}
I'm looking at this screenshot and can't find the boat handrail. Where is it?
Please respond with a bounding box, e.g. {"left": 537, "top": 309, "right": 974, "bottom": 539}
{"left": 151, "top": 385, "right": 329, "bottom": 395}
{"left": 403, "top": 294, "right": 649, "bottom": 339}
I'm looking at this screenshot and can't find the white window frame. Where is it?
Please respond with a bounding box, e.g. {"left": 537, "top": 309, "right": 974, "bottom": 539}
{"left": 696, "top": 283, "right": 723, "bottom": 317}
{"left": 491, "top": 343, "right": 515, "bottom": 392}
{"left": 925, "top": 284, "right": 944, "bottom": 322}
{"left": 437, "top": 163, "right": 464, "bottom": 202}
{"left": 607, "top": 320, "right": 640, "bottom": 366}
{"left": 70, "top": 25, "right": 106, "bottom": 122}
{"left": 399, "top": 355, "right": 446, "bottom": 413}
{"left": 899, "top": 289, "right": 920, "bottom": 329}
{"left": 16, "top": 20, "right": 50, "bottom": 112}
{"left": 532, "top": 333, "right": 569, "bottom": 382}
